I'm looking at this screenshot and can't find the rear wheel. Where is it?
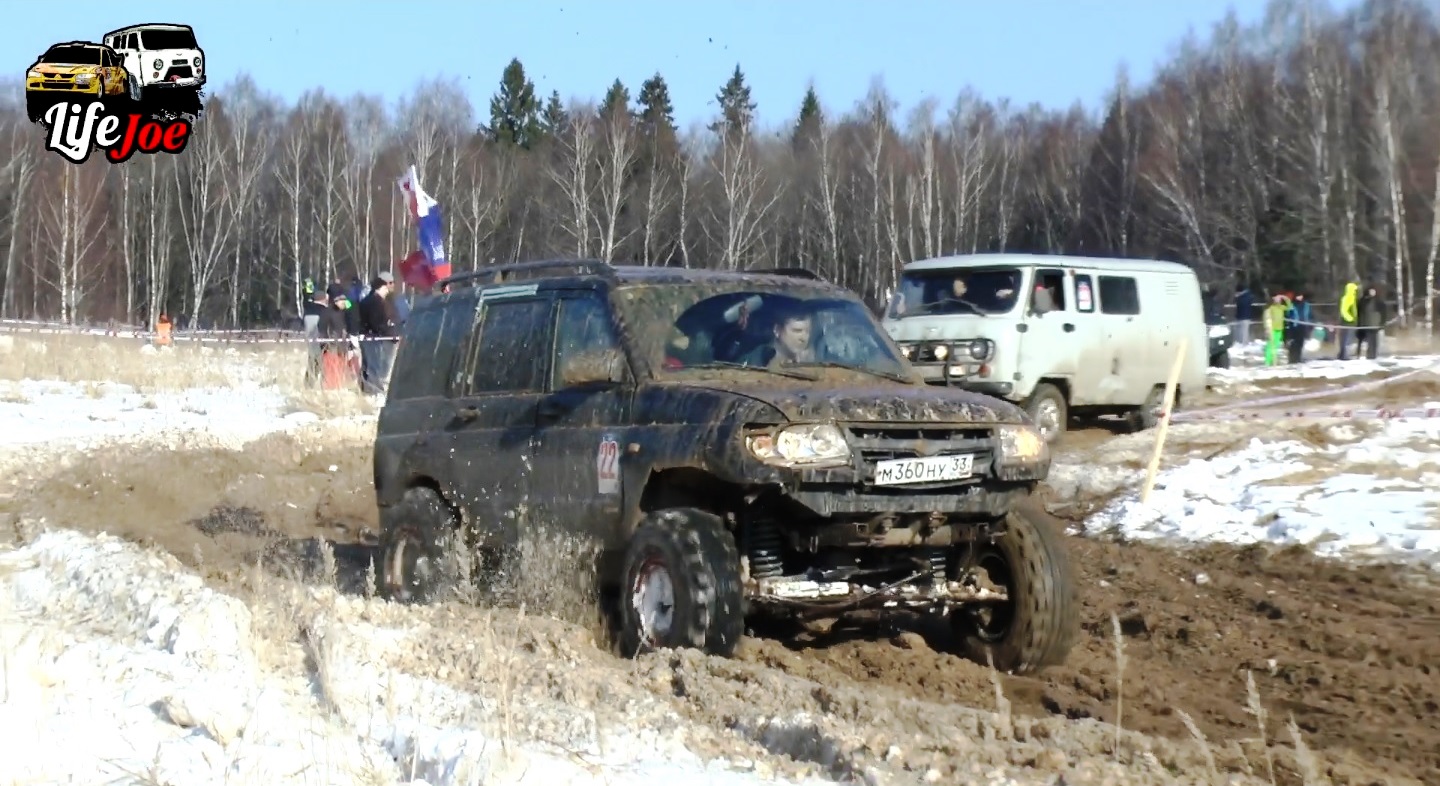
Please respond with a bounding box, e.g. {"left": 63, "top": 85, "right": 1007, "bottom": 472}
{"left": 950, "top": 500, "right": 1079, "bottom": 674}
{"left": 1125, "top": 384, "right": 1167, "bottom": 432}
{"left": 618, "top": 508, "right": 745, "bottom": 658}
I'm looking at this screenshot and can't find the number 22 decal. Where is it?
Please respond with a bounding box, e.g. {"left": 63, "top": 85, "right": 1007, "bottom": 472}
{"left": 596, "top": 435, "right": 620, "bottom": 495}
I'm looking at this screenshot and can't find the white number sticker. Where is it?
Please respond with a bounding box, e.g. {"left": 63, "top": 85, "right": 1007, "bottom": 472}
{"left": 596, "top": 435, "right": 620, "bottom": 495}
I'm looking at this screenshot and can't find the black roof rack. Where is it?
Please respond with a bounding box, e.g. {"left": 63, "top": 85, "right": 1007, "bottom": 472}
{"left": 436, "top": 258, "right": 618, "bottom": 290}
{"left": 746, "top": 266, "right": 823, "bottom": 280}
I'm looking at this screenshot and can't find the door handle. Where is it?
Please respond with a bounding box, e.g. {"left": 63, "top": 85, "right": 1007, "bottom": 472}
{"left": 455, "top": 406, "right": 480, "bottom": 422}
{"left": 1062, "top": 323, "right": 1075, "bottom": 333}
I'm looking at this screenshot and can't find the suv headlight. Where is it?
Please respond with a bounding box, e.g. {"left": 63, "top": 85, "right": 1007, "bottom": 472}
{"left": 746, "top": 423, "right": 851, "bottom": 468}
{"left": 995, "top": 424, "right": 1048, "bottom": 467}
{"left": 1208, "top": 325, "right": 1231, "bottom": 339}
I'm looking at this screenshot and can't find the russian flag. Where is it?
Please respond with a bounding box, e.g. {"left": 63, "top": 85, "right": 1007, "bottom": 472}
{"left": 396, "top": 165, "right": 451, "bottom": 286}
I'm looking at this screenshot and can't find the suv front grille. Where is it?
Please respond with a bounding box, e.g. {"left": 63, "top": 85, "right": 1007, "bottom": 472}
{"left": 842, "top": 423, "right": 994, "bottom": 483}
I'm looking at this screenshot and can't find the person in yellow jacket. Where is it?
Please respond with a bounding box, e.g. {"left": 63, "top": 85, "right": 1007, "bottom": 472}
{"left": 1262, "top": 294, "right": 1290, "bottom": 366}
{"left": 1337, "top": 281, "right": 1358, "bottom": 360}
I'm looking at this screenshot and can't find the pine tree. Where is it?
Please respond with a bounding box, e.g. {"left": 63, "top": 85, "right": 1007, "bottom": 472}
{"left": 539, "top": 90, "right": 569, "bottom": 138}
{"left": 793, "top": 84, "right": 823, "bottom": 148}
{"left": 711, "top": 64, "right": 756, "bottom": 138}
{"left": 600, "top": 79, "right": 630, "bottom": 124}
{"left": 636, "top": 72, "right": 676, "bottom": 138}
{"left": 487, "top": 58, "right": 542, "bottom": 149}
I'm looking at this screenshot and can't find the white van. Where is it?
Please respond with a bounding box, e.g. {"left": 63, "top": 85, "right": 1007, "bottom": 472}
{"left": 880, "top": 253, "right": 1209, "bottom": 443}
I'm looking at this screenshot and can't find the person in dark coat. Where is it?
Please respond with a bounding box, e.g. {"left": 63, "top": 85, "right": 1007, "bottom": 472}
{"left": 302, "top": 286, "right": 328, "bottom": 386}
{"left": 1357, "top": 285, "right": 1385, "bottom": 359}
{"left": 1233, "top": 283, "right": 1254, "bottom": 347}
{"left": 1283, "top": 292, "right": 1313, "bottom": 364}
{"left": 357, "top": 272, "right": 399, "bottom": 394}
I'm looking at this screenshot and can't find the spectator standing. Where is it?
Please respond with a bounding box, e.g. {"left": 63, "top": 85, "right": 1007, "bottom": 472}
{"left": 1357, "top": 285, "right": 1385, "bottom": 359}
{"left": 1284, "top": 292, "right": 1313, "bottom": 364}
{"left": 1337, "top": 281, "right": 1359, "bottom": 360}
{"left": 1262, "top": 294, "right": 1290, "bottom": 367}
{"left": 302, "top": 286, "right": 327, "bottom": 386}
{"left": 1233, "top": 282, "right": 1253, "bottom": 347}
{"left": 358, "top": 272, "right": 399, "bottom": 394}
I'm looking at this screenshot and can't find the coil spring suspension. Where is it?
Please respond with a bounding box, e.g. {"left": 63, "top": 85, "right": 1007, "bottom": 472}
{"left": 746, "top": 519, "right": 784, "bottom": 580}
{"left": 926, "top": 548, "right": 950, "bottom": 581}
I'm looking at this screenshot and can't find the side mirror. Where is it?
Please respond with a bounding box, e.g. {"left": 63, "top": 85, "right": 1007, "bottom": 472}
{"left": 560, "top": 348, "right": 627, "bottom": 387}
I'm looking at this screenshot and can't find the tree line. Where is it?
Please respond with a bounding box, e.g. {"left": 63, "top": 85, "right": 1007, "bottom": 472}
{"left": 0, "top": 0, "right": 1437, "bottom": 331}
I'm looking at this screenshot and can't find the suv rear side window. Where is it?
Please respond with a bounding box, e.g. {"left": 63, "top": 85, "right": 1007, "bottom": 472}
{"left": 387, "top": 297, "right": 474, "bottom": 400}
{"left": 552, "top": 294, "right": 620, "bottom": 389}
{"left": 470, "top": 297, "right": 553, "bottom": 394}
{"left": 1098, "top": 275, "right": 1141, "bottom": 315}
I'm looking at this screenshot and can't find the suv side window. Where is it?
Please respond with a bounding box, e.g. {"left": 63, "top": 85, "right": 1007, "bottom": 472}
{"left": 386, "top": 297, "right": 475, "bottom": 400}
{"left": 470, "top": 297, "right": 553, "bottom": 394}
{"left": 1098, "top": 275, "right": 1141, "bottom": 315}
{"left": 552, "top": 293, "right": 620, "bottom": 390}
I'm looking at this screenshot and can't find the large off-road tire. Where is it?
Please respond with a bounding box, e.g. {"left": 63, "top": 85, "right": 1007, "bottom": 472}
{"left": 951, "top": 500, "right": 1079, "bottom": 675}
{"left": 1023, "top": 382, "right": 1067, "bottom": 444}
{"left": 618, "top": 508, "right": 745, "bottom": 658}
{"left": 378, "top": 486, "right": 466, "bottom": 604}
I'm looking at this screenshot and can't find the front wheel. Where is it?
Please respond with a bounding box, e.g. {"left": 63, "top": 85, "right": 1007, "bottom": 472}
{"left": 950, "top": 500, "right": 1079, "bottom": 675}
{"left": 618, "top": 508, "right": 745, "bottom": 658}
{"left": 1023, "top": 383, "right": 1067, "bottom": 444}
{"left": 378, "top": 486, "right": 465, "bottom": 604}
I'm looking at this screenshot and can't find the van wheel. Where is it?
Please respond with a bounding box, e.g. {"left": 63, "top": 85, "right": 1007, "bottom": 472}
{"left": 378, "top": 486, "right": 467, "bottom": 604}
{"left": 1023, "top": 383, "right": 1067, "bottom": 444}
{"left": 950, "top": 499, "right": 1079, "bottom": 674}
{"left": 618, "top": 508, "right": 745, "bottom": 658}
{"left": 1126, "top": 385, "right": 1167, "bottom": 432}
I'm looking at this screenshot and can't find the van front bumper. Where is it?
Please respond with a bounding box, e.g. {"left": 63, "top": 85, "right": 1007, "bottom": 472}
{"left": 910, "top": 362, "right": 1014, "bottom": 397}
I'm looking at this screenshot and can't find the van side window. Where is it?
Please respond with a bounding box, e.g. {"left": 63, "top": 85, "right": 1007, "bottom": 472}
{"left": 1098, "top": 276, "right": 1141, "bottom": 315}
{"left": 1074, "top": 275, "right": 1095, "bottom": 313}
{"left": 470, "top": 297, "right": 553, "bottom": 394}
{"left": 1032, "top": 269, "right": 1066, "bottom": 312}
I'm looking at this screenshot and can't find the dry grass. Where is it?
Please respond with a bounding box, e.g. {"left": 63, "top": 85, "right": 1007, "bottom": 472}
{"left": 0, "top": 333, "right": 376, "bottom": 419}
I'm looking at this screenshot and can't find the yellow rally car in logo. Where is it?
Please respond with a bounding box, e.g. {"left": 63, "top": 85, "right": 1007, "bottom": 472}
{"left": 26, "top": 41, "right": 138, "bottom": 123}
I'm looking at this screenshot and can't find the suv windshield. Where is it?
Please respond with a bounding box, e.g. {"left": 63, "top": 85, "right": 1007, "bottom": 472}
{"left": 615, "top": 282, "right": 911, "bottom": 381}
{"left": 887, "top": 266, "right": 1025, "bottom": 319}
{"left": 40, "top": 46, "right": 102, "bottom": 65}
{"left": 141, "top": 29, "right": 198, "bottom": 49}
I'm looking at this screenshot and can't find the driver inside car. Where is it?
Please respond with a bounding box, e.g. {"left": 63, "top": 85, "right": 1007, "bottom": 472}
{"left": 741, "top": 307, "right": 818, "bottom": 368}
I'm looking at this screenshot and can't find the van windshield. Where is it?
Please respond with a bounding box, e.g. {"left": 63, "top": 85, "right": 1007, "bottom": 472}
{"left": 886, "top": 267, "right": 1025, "bottom": 319}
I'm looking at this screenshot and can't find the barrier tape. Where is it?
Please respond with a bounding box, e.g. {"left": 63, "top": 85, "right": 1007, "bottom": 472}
{"left": 0, "top": 323, "right": 400, "bottom": 344}
{"left": 1166, "top": 405, "right": 1440, "bottom": 423}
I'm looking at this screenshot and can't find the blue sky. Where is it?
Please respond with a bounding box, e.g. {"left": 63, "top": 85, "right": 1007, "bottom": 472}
{"left": 7, "top": 1, "right": 1325, "bottom": 128}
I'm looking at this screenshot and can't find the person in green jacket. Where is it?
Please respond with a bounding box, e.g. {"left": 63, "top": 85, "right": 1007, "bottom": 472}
{"left": 1262, "top": 293, "right": 1290, "bottom": 366}
{"left": 1337, "top": 281, "right": 1358, "bottom": 360}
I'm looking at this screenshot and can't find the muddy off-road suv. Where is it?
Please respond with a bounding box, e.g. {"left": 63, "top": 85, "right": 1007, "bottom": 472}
{"left": 374, "top": 260, "right": 1078, "bottom": 674}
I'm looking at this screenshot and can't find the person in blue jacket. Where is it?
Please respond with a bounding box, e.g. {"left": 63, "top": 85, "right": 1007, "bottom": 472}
{"left": 1284, "top": 291, "right": 1313, "bottom": 364}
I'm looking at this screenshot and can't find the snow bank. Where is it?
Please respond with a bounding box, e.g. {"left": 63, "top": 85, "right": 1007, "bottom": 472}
{"left": 0, "top": 529, "right": 828, "bottom": 786}
{"left": 1086, "top": 419, "right": 1440, "bottom": 568}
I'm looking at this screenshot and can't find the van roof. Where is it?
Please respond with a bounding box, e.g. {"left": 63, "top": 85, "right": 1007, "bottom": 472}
{"left": 104, "top": 23, "right": 195, "bottom": 35}
{"left": 901, "top": 253, "right": 1196, "bottom": 276}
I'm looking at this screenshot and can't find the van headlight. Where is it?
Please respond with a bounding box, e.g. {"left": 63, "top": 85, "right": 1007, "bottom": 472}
{"left": 746, "top": 423, "right": 851, "bottom": 468}
{"left": 1208, "top": 325, "right": 1231, "bottom": 339}
{"left": 995, "top": 424, "right": 1048, "bottom": 467}
{"left": 967, "top": 339, "right": 993, "bottom": 360}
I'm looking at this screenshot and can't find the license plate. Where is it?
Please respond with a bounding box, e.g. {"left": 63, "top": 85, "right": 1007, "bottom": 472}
{"left": 873, "top": 454, "right": 974, "bottom": 485}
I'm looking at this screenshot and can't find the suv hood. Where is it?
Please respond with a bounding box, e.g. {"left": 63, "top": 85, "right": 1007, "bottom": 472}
{"left": 674, "top": 379, "right": 1027, "bottom": 424}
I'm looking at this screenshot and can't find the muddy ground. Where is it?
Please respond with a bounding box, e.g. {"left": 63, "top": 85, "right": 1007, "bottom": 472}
{"left": 3, "top": 415, "right": 1436, "bottom": 786}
